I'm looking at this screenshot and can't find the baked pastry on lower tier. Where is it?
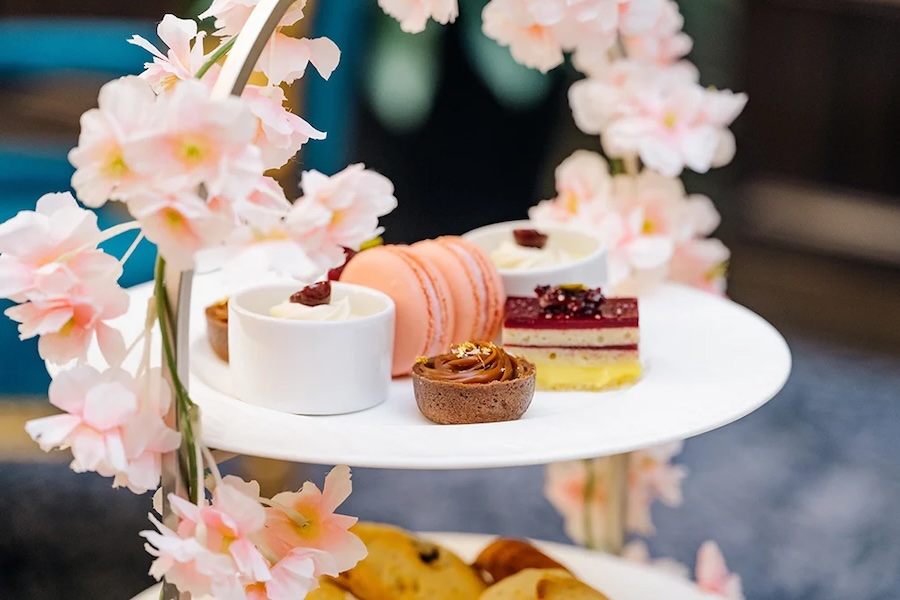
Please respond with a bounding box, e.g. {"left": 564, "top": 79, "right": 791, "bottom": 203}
{"left": 333, "top": 522, "right": 486, "bottom": 600}
{"left": 204, "top": 298, "right": 229, "bottom": 362}
{"left": 411, "top": 342, "right": 536, "bottom": 424}
{"left": 479, "top": 568, "right": 610, "bottom": 600}
{"left": 502, "top": 285, "right": 641, "bottom": 391}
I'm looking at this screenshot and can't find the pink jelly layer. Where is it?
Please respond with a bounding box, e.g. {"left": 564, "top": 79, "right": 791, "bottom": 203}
{"left": 503, "top": 297, "right": 639, "bottom": 330}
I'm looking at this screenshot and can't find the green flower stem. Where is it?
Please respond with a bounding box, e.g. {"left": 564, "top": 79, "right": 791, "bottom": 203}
{"left": 154, "top": 257, "right": 200, "bottom": 504}
{"left": 196, "top": 35, "right": 237, "bottom": 80}
{"left": 583, "top": 459, "right": 597, "bottom": 550}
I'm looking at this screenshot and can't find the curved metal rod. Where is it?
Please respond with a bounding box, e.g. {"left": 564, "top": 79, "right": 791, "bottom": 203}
{"left": 161, "top": 1, "right": 297, "bottom": 597}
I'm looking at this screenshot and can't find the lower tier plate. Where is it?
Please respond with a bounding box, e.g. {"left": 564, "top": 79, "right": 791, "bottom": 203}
{"left": 101, "top": 271, "right": 790, "bottom": 468}
{"left": 130, "top": 532, "right": 709, "bottom": 600}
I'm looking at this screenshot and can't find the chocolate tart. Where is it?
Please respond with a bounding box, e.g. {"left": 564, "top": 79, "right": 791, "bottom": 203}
{"left": 411, "top": 342, "right": 536, "bottom": 425}
{"left": 205, "top": 298, "right": 229, "bottom": 362}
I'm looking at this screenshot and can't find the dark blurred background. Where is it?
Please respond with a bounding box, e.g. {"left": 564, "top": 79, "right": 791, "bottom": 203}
{"left": 1, "top": 1, "right": 898, "bottom": 599}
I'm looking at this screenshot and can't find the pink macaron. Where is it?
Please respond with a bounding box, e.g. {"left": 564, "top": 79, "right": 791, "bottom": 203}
{"left": 340, "top": 245, "right": 455, "bottom": 377}
{"left": 410, "top": 237, "right": 506, "bottom": 343}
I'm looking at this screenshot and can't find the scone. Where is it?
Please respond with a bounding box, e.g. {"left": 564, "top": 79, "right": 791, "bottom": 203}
{"left": 473, "top": 538, "right": 570, "bottom": 584}
{"left": 479, "top": 568, "right": 609, "bottom": 600}
{"left": 333, "top": 522, "right": 487, "bottom": 600}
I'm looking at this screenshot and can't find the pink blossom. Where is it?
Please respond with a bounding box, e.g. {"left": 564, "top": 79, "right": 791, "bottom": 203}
{"left": 624, "top": 440, "right": 687, "bottom": 535}
{"left": 284, "top": 164, "right": 397, "bottom": 270}
{"left": 256, "top": 33, "right": 341, "bottom": 87}
{"left": 669, "top": 238, "right": 729, "bottom": 295}
{"left": 696, "top": 541, "right": 744, "bottom": 600}
{"left": 232, "top": 176, "right": 293, "bottom": 230}
{"left": 127, "top": 191, "right": 236, "bottom": 272}
{"left": 378, "top": 0, "right": 459, "bottom": 33}
{"left": 124, "top": 79, "right": 263, "bottom": 202}
{"left": 0, "top": 193, "right": 102, "bottom": 301}
{"left": 529, "top": 150, "right": 614, "bottom": 225}
{"left": 128, "top": 15, "right": 216, "bottom": 92}
{"left": 544, "top": 443, "right": 686, "bottom": 544}
{"left": 544, "top": 459, "right": 612, "bottom": 546}
{"left": 0, "top": 193, "right": 130, "bottom": 364}
{"left": 621, "top": 0, "right": 692, "bottom": 65}
{"left": 25, "top": 366, "right": 180, "bottom": 493}
{"left": 617, "top": 0, "right": 664, "bottom": 35}
{"left": 68, "top": 77, "right": 156, "bottom": 207}
{"left": 201, "top": 0, "right": 340, "bottom": 86}
{"left": 200, "top": 0, "right": 308, "bottom": 36}
{"left": 602, "top": 82, "right": 746, "bottom": 176}
{"left": 247, "top": 548, "right": 338, "bottom": 600}
{"left": 262, "top": 465, "right": 367, "bottom": 572}
{"left": 242, "top": 85, "right": 325, "bottom": 171}
{"left": 482, "top": 0, "right": 567, "bottom": 73}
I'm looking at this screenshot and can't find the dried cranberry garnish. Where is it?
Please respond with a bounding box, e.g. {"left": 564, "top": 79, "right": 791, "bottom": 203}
{"left": 534, "top": 284, "right": 605, "bottom": 317}
{"left": 290, "top": 281, "right": 331, "bottom": 306}
{"left": 327, "top": 247, "right": 357, "bottom": 281}
{"left": 513, "top": 228, "right": 549, "bottom": 249}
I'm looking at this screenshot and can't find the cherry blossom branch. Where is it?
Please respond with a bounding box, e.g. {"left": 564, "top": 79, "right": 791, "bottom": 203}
{"left": 153, "top": 257, "right": 200, "bottom": 503}
{"left": 196, "top": 35, "right": 237, "bottom": 80}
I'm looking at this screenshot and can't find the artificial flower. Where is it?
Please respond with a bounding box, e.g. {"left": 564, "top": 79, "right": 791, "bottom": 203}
{"left": 0, "top": 192, "right": 130, "bottom": 364}
{"left": 289, "top": 164, "right": 398, "bottom": 253}
{"left": 127, "top": 191, "right": 236, "bottom": 272}
{"left": 696, "top": 541, "right": 745, "bottom": 600}
{"left": 529, "top": 150, "right": 614, "bottom": 225}
{"left": 624, "top": 440, "right": 687, "bottom": 534}
{"left": 68, "top": 76, "right": 156, "bottom": 207}
{"left": 247, "top": 548, "right": 338, "bottom": 600}
{"left": 242, "top": 85, "right": 326, "bottom": 171}
{"left": 200, "top": 0, "right": 308, "bottom": 37}
{"left": 0, "top": 192, "right": 102, "bottom": 301}
{"left": 201, "top": 0, "right": 340, "bottom": 86}
{"left": 482, "top": 0, "right": 567, "bottom": 73}
{"left": 544, "top": 442, "right": 687, "bottom": 544}
{"left": 669, "top": 238, "right": 729, "bottom": 295}
{"left": 262, "top": 465, "right": 367, "bottom": 572}
{"left": 232, "top": 176, "right": 293, "bottom": 230}
{"left": 125, "top": 79, "right": 263, "bottom": 203}
{"left": 621, "top": 0, "right": 692, "bottom": 66}
{"left": 128, "top": 14, "right": 215, "bottom": 92}
{"left": 25, "top": 366, "right": 180, "bottom": 493}
{"left": 378, "top": 0, "right": 459, "bottom": 34}
{"left": 602, "top": 82, "right": 746, "bottom": 176}
{"left": 255, "top": 34, "right": 341, "bottom": 87}
{"left": 143, "top": 479, "right": 270, "bottom": 599}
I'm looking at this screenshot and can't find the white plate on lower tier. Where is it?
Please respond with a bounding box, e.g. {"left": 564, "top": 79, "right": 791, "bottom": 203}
{"left": 102, "top": 271, "right": 790, "bottom": 468}
{"left": 131, "top": 532, "right": 711, "bottom": 600}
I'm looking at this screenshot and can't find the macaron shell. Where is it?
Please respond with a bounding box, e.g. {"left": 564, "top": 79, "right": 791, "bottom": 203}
{"left": 339, "top": 246, "right": 432, "bottom": 377}
{"left": 438, "top": 236, "right": 506, "bottom": 341}
{"left": 410, "top": 240, "right": 478, "bottom": 345}
{"left": 394, "top": 246, "right": 456, "bottom": 357}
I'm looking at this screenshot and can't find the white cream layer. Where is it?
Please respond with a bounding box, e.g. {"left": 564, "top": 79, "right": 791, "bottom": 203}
{"left": 269, "top": 296, "right": 355, "bottom": 321}
{"left": 490, "top": 240, "right": 578, "bottom": 270}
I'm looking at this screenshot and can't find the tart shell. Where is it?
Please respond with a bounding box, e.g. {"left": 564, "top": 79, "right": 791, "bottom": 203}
{"left": 411, "top": 359, "right": 536, "bottom": 425}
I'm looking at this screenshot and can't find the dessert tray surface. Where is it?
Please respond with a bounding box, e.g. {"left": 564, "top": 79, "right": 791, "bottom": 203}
{"left": 131, "top": 532, "right": 712, "bottom": 600}
{"left": 100, "top": 271, "right": 790, "bottom": 468}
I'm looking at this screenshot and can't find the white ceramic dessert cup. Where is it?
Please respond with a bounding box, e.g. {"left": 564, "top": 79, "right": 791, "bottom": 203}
{"left": 463, "top": 220, "right": 608, "bottom": 297}
{"left": 228, "top": 282, "right": 395, "bottom": 415}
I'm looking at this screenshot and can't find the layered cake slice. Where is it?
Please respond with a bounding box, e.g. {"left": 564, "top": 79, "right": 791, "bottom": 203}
{"left": 502, "top": 285, "right": 641, "bottom": 391}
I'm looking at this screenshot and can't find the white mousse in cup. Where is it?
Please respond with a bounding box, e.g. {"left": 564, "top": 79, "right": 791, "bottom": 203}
{"left": 463, "top": 220, "right": 607, "bottom": 297}
{"left": 229, "top": 281, "right": 395, "bottom": 415}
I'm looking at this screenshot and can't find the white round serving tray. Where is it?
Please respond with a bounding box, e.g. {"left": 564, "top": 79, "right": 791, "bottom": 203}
{"left": 94, "top": 270, "right": 790, "bottom": 469}
{"left": 131, "top": 531, "right": 711, "bottom": 600}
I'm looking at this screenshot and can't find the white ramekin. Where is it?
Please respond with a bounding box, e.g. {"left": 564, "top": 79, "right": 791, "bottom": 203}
{"left": 463, "top": 220, "right": 608, "bottom": 297}
{"left": 228, "top": 282, "right": 395, "bottom": 415}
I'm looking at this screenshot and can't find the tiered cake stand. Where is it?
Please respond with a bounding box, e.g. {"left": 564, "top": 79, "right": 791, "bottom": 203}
{"left": 121, "top": 268, "right": 790, "bottom": 600}
{"left": 118, "top": 2, "right": 791, "bottom": 597}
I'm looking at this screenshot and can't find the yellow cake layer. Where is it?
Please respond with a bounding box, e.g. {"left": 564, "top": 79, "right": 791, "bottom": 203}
{"left": 531, "top": 361, "right": 643, "bottom": 391}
